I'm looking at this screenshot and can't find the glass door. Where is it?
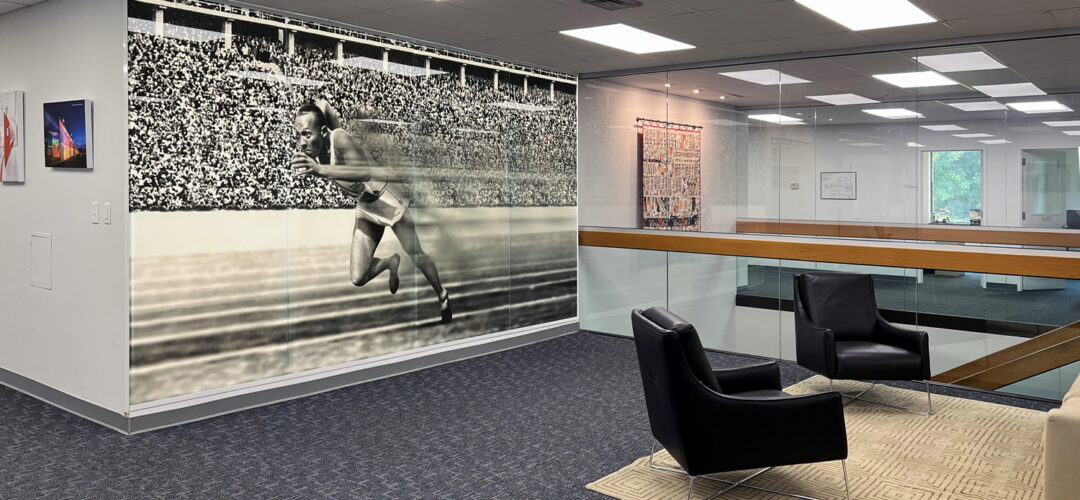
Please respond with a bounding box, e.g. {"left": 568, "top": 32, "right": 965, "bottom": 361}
{"left": 1022, "top": 149, "right": 1073, "bottom": 228}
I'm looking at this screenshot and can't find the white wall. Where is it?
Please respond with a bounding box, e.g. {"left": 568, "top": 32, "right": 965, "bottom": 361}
{"left": 0, "top": 0, "right": 128, "bottom": 413}
{"left": 746, "top": 118, "right": 1080, "bottom": 227}
{"left": 578, "top": 80, "right": 742, "bottom": 232}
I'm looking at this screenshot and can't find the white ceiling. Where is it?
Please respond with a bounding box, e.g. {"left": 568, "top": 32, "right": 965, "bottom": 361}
{"left": 231, "top": 0, "right": 1080, "bottom": 75}
{"left": 0, "top": 0, "right": 44, "bottom": 15}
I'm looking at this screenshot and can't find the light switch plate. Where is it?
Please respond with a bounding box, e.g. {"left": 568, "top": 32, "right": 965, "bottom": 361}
{"left": 90, "top": 202, "right": 100, "bottom": 224}
{"left": 103, "top": 203, "right": 112, "bottom": 225}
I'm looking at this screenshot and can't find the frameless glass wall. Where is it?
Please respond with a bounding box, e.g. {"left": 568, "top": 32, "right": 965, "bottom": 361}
{"left": 578, "top": 33, "right": 1080, "bottom": 401}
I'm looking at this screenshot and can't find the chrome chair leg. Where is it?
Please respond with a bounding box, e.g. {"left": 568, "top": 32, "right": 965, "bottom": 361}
{"left": 926, "top": 380, "right": 934, "bottom": 415}
{"left": 841, "top": 460, "right": 851, "bottom": 500}
{"left": 829, "top": 379, "right": 933, "bottom": 415}
{"left": 651, "top": 440, "right": 825, "bottom": 500}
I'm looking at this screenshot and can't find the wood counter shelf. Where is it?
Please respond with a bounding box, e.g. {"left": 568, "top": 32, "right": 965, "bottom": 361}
{"left": 579, "top": 227, "right": 1080, "bottom": 281}
{"left": 735, "top": 218, "right": 1080, "bottom": 248}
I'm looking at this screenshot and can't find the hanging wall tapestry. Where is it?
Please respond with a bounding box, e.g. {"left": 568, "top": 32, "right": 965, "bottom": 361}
{"left": 639, "top": 118, "right": 701, "bottom": 231}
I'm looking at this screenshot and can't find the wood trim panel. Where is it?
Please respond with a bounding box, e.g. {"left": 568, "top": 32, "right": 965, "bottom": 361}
{"left": 932, "top": 320, "right": 1080, "bottom": 384}
{"left": 736, "top": 219, "right": 1080, "bottom": 248}
{"left": 579, "top": 229, "right": 1080, "bottom": 280}
{"left": 931, "top": 321, "right": 1080, "bottom": 390}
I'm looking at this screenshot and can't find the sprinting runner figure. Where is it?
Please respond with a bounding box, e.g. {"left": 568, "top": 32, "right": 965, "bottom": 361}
{"left": 291, "top": 101, "right": 451, "bottom": 323}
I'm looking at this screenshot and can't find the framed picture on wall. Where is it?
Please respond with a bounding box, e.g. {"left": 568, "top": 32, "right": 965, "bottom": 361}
{"left": 43, "top": 99, "right": 93, "bottom": 170}
{"left": 820, "top": 171, "right": 856, "bottom": 200}
{"left": 1, "top": 90, "right": 25, "bottom": 183}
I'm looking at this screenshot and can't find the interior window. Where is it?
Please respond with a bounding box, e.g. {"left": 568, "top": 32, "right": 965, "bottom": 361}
{"left": 930, "top": 150, "right": 983, "bottom": 224}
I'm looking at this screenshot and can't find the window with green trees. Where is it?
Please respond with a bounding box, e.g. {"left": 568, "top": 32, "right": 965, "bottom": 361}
{"left": 930, "top": 150, "right": 982, "bottom": 224}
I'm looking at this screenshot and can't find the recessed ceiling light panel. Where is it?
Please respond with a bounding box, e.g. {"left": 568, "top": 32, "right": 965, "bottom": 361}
{"left": 973, "top": 82, "right": 1045, "bottom": 98}
{"left": 920, "top": 124, "right": 966, "bottom": 131}
{"left": 948, "top": 101, "right": 1007, "bottom": 112}
{"left": 915, "top": 52, "right": 1006, "bottom": 72}
{"left": 907, "top": 142, "right": 925, "bottom": 147}
{"left": 953, "top": 133, "right": 994, "bottom": 138}
{"left": 873, "top": 71, "right": 958, "bottom": 88}
{"left": 806, "top": 93, "right": 880, "bottom": 105}
{"left": 747, "top": 113, "right": 805, "bottom": 125}
{"left": 1062, "top": 131, "right": 1080, "bottom": 136}
{"left": 794, "top": 0, "right": 936, "bottom": 31}
{"left": 718, "top": 69, "right": 810, "bottom": 85}
{"left": 559, "top": 23, "right": 694, "bottom": 54}
{"left": 1044, "top": 121, "right": 1080, "bottom": 127}
{"left": 862, "top": 108, "right": 924, "bottom": 119}
{"left": 979, "top": 139, "right": 1011, "bottom": 144}
{"left": 1006, "top": 101, "right": 1073, "bottom": 114}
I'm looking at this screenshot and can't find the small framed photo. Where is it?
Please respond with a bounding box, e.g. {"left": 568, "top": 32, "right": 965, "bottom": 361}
{"left": 820, "top": 171, "right": 856, "bottom": 200}
{"left": 43, "top": 99, "right": 93, "bottom": 169}
{"left": 1, "top": 90, "right": 25, "bottom": 183}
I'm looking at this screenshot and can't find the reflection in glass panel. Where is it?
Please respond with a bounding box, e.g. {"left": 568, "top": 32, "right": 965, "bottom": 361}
{"left": 578, "top": 246, "right": 667, "bottom": 337}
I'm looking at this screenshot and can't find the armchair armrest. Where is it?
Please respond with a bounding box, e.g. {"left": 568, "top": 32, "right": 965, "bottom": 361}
{"left": 875, "top": 312, "right": 931, "bottom": 378}
{"left": 794, "top": 311, "right": 838, "bottom": 378}
{"left": 712, "top": 361, "right": 781, "bottom": 394}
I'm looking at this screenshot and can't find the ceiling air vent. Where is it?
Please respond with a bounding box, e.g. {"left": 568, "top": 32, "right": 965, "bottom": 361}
{"left": 581, "top": 0, "right": 644, "bottom": 11}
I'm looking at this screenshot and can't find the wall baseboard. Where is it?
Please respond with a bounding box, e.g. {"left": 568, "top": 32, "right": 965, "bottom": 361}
{"left": 0, "top": 319, "right": 578, "bottom": 434}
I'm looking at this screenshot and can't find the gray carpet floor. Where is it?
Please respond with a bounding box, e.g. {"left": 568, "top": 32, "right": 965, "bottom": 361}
{"left": 0, "top": 332, "right": 1058, "bottom": 499}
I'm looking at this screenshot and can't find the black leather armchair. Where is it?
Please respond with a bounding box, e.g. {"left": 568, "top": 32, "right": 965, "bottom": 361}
{"left": 631, "top": 307, "right": 849, "bottom": 499}
{"left": 794, "top": 271, "right": 933, "bottom": 414}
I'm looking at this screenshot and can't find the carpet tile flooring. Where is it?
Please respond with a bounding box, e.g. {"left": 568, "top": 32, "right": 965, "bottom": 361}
{"left": 0, "top": 332, "right": 1059, "bottom": 498}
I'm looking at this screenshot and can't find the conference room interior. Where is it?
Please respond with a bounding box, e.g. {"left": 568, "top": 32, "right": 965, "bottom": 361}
{"left": 2, "top": 0, "right": 1080, "bottom": 498}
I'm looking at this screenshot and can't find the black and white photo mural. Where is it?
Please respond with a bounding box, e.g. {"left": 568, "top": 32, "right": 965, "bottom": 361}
{"left": 127, "top": 0, "right": 577, "bottom": 404}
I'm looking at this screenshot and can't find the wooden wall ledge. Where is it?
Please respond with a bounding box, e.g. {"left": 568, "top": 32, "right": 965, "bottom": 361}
{"left": 579, "top": 227, "right": 1080, "bottom": 280}
{"left": 736, "top": 218, "right": 1080, "bottom": 248}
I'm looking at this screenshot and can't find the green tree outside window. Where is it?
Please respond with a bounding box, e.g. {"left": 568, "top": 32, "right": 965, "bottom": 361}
{"left": 931, "top": 150, "right": 982, "bottom": 224}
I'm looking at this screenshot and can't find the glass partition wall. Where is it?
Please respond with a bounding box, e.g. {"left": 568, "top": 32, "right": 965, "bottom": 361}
{"left": 578, "top": 34, "right": 1080, "bottom": 401}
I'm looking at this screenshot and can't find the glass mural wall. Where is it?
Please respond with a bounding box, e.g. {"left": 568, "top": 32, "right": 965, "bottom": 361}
{"left": 127, "top": 0, "right": 577, "bottom": 405}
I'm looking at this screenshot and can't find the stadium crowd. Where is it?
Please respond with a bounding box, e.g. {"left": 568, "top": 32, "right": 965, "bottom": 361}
{"left": 128, "top": 21, "right": 577, "bottom": 212}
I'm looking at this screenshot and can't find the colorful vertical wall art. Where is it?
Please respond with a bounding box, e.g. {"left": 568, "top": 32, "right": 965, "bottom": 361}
{"left": 1, "top": 91, "right": 25, "bottom": 183}
{"left": 43, "top": 99, "right": 93, "bottom": 169}
{"left": 639, "top": 118, "right": 702, "bottom": 231}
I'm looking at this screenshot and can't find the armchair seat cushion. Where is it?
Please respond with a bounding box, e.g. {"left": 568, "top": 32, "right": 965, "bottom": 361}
{"left": 835, "top": 341, "right": 924, "bottom": 380}
{"left": 729, "top": 389, "right": 794, "bottom": 399}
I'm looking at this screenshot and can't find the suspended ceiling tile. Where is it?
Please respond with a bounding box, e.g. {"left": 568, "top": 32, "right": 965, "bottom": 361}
{"left": 856, "top": 22, "right": 959, "bottom": 45}
{"left": 777, "top": 32, "right": 875, "bottom": 52}
{"left": 918, "top": 0, "right": 1045, "bottom": 21}
{"left": 589, "top": 53, "right": 673, "bottom": 70}
{"left": 450, "top": 0, "right": 611, "bottom": 31}
{"left": 706, "top": 39, "right": 800, "bottom": 59}
{"left": 644, "top": 47, "right": 730, "bottom": 66}
{"left": 629, "top": 13, "right": 766, "bottom": 47}
{"left": 379, "top": 2, "right": 545, "bottom": 40}
{"left": 500, "top": 30, "right": 638, "bottom": 61}
{"left": 343, "top": 0, "right": 435, "bottom": 12}
{"left": 1049, "top": 8, "right": 1080, "bottom": 28}
{"left": 546, "top": 59, "right": 617, "bottom": 73}
{"left": 670, "top": 0, "right": 781, "bottom": 11}
{"left": 548, "top": 0, "right": 694, "bottom": 22}
{"left": 0, "top": 2, "right": 24, "bottom": 15}
{"left": 706, "top": 1, "right": 849, "bottom": 39}
{"left": 946, "top": 12, "right": 1058, "bottom": 37}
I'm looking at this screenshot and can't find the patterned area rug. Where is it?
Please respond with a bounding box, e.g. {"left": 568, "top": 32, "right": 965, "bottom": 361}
{"left": 587, "top": 376, "right": 1045, "bottom": 499}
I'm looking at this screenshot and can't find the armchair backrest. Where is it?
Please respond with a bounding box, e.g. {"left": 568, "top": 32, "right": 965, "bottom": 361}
{"left": 630, "top": 307, "right": 719, "bottom": 468}
{"left": 794, "top": 272, "right": 879, "bottom": 338}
